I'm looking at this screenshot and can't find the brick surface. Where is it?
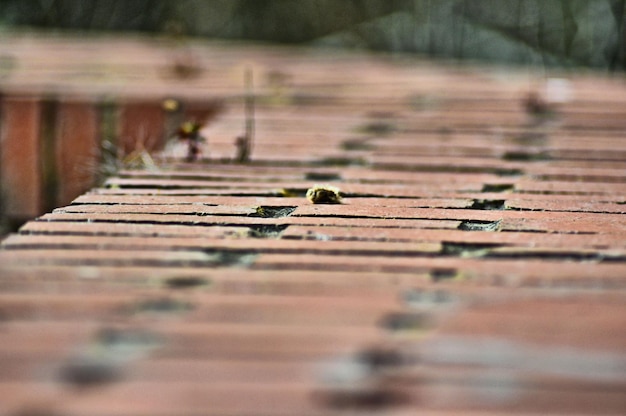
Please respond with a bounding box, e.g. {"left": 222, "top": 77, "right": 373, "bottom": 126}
{"left": 118, "top": 100, "right": 167, "bottom": 154}
{"left": 0, "top": 96, "right": 42, "bottom": 221}
{"left": 54, "top": 99, "right": 100, "bottom": 206}
{"left": 1, "top": 35, "right": 626, "bottom": 415}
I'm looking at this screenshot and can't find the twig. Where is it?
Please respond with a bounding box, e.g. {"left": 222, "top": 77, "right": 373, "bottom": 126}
{"left": 236, "top": 67, "right": 255, "bottom": 163}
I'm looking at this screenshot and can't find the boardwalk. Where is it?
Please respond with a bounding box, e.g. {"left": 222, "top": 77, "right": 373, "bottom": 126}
{"left": 1, "top": 35, "right": 626, "bottom": 415}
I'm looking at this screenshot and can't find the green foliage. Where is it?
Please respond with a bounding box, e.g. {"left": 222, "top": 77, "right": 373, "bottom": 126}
{"left": 0, "top": 0, "right": 623, "bottom": 69}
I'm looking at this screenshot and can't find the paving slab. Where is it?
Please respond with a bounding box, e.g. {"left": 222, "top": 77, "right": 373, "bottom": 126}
{"left": 1, "top": 35, "right": 626, "bottom": 415}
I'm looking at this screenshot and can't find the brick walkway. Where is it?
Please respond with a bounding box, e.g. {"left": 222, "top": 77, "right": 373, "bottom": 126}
{"left": 1, "top": 36, "right": 625, "bottom": 415}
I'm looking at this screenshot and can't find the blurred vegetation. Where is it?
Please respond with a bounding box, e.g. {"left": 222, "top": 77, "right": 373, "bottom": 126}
{"left": 0, "top": 0, "right": 624, "bottom": 70}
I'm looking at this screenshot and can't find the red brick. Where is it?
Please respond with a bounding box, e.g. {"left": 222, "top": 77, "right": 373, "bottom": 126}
{"left": 0, "top": 95, "right": 42, "bottom": 220}
{"left": 19, "top": 220, "right": 245, "bottom": 238}
{"left": 118, "top": 101, "right": 166, "bottom": 154}
{"left": 282, "top": 225, "right": 626, "bottom": 249}
{"left": 516, "top": 179, "right": 626, "bottom": 195}
{"left": 436, "top": 296, "right": 626, "bottom": 352}
{"left": 55, "top": 100, "right": 100, "bottom": 206}
{"left": 506, "top": 198, "right": 625, "bottom": 213}
{"left": 130, "top": 359, "right": 315, "bottom": 384}
{"left": 157, "top": 322, "right": 384, "bottom": 360}
{"left": 55, "top": 203, "right": 259, "bottom": 216}
{"left": 0, "top": 249, "right": 215, "bottom": 266}
{"left": 58, "top": 382, "right": 320, "bottom": 416}
{"left": 1, "top": 234, "right": 442, "bottom": 255}
{"left": 0, "top": 293, "right": 133, "bottom": 320}
{"left": 35, "top": 211, "right": 463, "bottom": 229}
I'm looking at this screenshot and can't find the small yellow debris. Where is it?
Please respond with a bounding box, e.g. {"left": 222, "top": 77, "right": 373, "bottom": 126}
{"left": 278, "top": 188, "right": 300, "bottom": 198}
{"left": 162, "top": 98, "right": 180, "bottom": 112}
{"left": 306, "top": 184, "right": 342, "bottom": 204}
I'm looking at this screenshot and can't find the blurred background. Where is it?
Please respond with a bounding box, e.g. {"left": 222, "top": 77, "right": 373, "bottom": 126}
{"left": 0, "top": 0, "right": 624, "bottom": 70}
